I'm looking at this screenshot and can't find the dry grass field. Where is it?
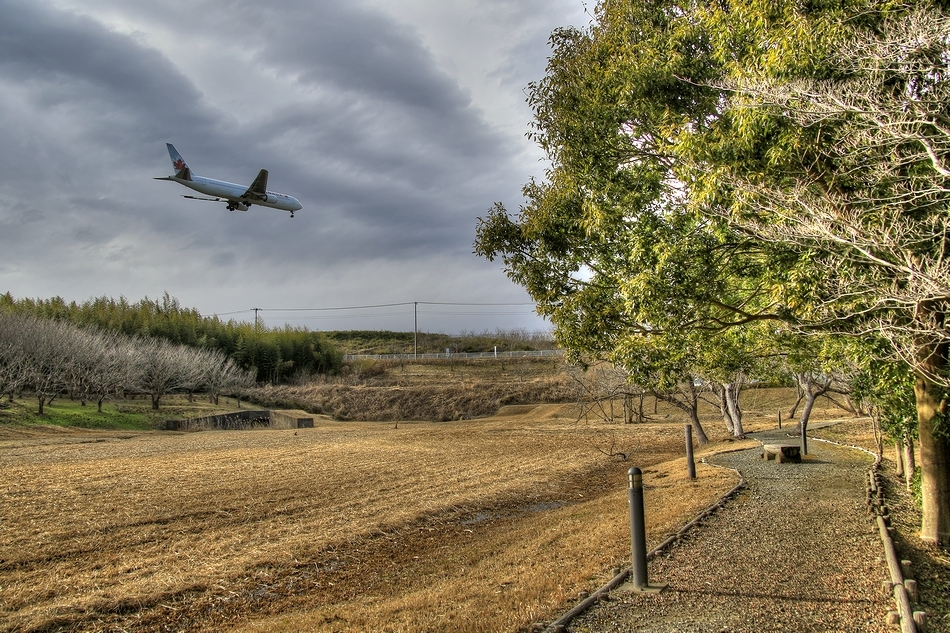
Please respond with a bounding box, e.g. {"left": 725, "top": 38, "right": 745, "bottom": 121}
{"left": 0, "top": 388, "right": 841, "bottom": 633}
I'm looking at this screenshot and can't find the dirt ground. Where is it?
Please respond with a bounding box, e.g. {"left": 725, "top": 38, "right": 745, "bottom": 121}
{"left": 1, "top": 389, "right": 845, "bottom": 632}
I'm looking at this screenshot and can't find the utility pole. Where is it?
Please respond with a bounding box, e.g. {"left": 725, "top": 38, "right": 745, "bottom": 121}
{"left": 414, "top": 301, "right": 418, "bottom": 359}
{"left": 253, "top": 307, "right": 261, "bottom": 331}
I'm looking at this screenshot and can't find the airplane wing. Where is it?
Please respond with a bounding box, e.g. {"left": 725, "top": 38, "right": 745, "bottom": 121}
{"left": 243, "top": 169, "right": 269, "bottom": 201}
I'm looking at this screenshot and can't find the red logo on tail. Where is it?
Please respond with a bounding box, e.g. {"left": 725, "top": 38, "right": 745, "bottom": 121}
{"left": 174, "top": 158, "right": 186, "bottom": 171}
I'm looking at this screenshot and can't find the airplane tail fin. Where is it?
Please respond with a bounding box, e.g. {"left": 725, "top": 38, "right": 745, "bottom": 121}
{"left": 165, "top": 143, "right": 192, "bottom": 181}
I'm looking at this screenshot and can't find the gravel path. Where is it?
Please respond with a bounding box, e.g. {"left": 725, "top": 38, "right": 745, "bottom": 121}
{"left": 568, "top": 430, "right": 891, "bottom": 632}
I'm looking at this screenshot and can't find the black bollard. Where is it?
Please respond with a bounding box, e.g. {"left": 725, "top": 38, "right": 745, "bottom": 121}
{"left": 628, "top": 467, "right": 648, "bottom": 589}
{"left": 620, "top": 467, "right": 667, "bottom": 594}
{"left": 685, "top": 424, "right": 696, "bottom": 479}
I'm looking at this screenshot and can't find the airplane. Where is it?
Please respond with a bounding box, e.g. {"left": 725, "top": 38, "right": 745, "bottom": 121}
{"left": 155, "top": 143, "right": 303, "bottom": 217}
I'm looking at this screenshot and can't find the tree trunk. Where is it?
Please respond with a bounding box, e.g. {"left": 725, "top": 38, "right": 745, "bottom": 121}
{"left": 798, "top": 392, "right": 818, "bottom": 456}
{"left": 37, "top": 395, "right": 45, "bottom": 415}
{"left": 688, "top": 408, "right": 709, "bottom": 445}
{"left": 97, "top": 396, "right": 105, "bottom": 413}
{"left": 904, "top": 435, "right": 916, "bottom": 492}
{"left": 151, "top": 394, "right": 161, "bottom": 410}
{"left": 725, "top": 383, "right": 744, "bottom": 437}
{"left": 656, "top": 389, "right": 709, "bottom": 445}
{"left": 914, "top": 344, "right": 950, "bottom": 545}
{"left": 789, "top": 381, "right": 805, "bottom": 418}
{"left": 895, "top": 438, "right": 905, "bottom": 479}
{"left": 716, "top": 386, "right": 735, "bottom": 433}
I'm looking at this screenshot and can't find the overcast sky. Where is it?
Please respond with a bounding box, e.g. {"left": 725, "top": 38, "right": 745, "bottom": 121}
{"left": 0, "top": 0, "right": 588, "bottom": 333}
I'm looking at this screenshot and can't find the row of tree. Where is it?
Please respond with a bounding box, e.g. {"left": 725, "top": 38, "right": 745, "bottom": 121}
{"left": 0, "top": 312, "right": 255, "bottom": 412}
{"left": 0, "top": 293, "right": 343, "bottom": 383}
{"left": 475, "top": 1, "right": 950, "bottom": 544}
{"left": 577, "top": 328, "right": 916, "bottom": 462}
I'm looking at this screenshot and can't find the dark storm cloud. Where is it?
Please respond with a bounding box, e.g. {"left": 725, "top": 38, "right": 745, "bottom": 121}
{"left": 0, "top": 0, "right": 214, "bottom": 147}
{"left": 253, "top": 2, "right": 471, "bottom": 113}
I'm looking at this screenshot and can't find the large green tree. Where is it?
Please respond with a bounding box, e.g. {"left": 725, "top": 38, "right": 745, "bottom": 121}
{"left": 476, "top": 0, "right": 950, "bottom": 544}
{"left": 718, "top": 6, "right": 950, "bottom": 544}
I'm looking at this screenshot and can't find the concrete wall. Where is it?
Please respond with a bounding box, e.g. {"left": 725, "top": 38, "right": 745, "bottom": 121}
{"left": 164, "top": 409, "right": 315, "bottom": 431}
{"left": 163, "top": 410, "right": 271, "bottom": 431}
{"left": 271, "top": 410, "right": 315, "bottom": 430}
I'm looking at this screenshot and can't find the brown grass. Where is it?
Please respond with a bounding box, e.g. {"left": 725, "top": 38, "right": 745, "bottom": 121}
{"left": 0, "top": 388, "right": 846, "bottom": 632}
{"left": 251, "top": 359, "right": 580, "bottom": 422}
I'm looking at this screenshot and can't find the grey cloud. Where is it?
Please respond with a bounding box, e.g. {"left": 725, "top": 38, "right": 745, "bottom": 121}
{"left": 0, "top": 0, "right": 213, "bottom": 138}
{"left": 0, "top": 0, "right": 576, "bottom": 332}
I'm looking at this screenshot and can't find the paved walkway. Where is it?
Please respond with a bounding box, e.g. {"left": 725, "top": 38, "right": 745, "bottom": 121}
{"left": 568, "top": 430, "right": 891, "bottom": 632}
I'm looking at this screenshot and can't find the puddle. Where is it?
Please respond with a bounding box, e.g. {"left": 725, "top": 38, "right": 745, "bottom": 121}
{"left": 459, "top": 500, "right": 571, "bottom": 526}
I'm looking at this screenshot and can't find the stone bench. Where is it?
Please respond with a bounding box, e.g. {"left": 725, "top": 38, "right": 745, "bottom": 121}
{"left": 762, "top": 443, "right": 802, "bottom": 463}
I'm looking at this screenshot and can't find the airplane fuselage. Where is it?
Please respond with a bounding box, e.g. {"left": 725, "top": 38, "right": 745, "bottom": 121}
{"left": 170, "top": 174, "right": 302, "bottom": 212}
{"left": 155, "top": 143, "right": 303, "bottom": 216}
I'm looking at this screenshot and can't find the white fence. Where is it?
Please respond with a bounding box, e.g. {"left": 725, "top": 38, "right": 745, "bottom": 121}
{"left": 343, "top": 349, "right": 564, "bottom": 361}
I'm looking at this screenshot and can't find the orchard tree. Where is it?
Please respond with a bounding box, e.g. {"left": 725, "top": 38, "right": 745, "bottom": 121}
{"left": 0, "top": 313, "right": 30, "bottom": 401}
{"left": 16, "top": 317, "right": 76, "bottom": 414}
{"left": 138, "top": 338, "right": 204, "bottom": 410}
{"left": 85, "top": 332, "right": 144, "bottom": 413}
{"left": 199, "top": 348, "right": 254, "bottom": 406}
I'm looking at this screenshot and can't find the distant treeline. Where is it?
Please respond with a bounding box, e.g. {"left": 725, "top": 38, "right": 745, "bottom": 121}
{"left": 0, "top": 293, "right": 556, "bottom": 380}
{"left": 0, "top": 293, "right": 343, "bottom": 384}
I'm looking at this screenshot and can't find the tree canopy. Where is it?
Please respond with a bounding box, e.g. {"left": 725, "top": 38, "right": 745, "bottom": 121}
{"left": 476, "top": 0, "right": 950, "bottom": 544}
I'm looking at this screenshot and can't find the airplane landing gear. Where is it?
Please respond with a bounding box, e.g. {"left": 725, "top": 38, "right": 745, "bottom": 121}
{"left": 290, "top": 211, "right": 295, "bottom": 218}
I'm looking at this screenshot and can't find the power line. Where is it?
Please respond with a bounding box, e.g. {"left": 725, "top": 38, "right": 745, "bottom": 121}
{"left": 209, "top": 302, "right": 544, "bottom": 344}
{"left": 214, "top": 301, "right": 535, "bottom": 316}
{"left": 249, "top": 301, "right": 535, "bottom": 313}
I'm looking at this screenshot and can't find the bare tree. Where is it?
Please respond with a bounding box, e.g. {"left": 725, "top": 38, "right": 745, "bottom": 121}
{"left": 15, "top": 317, "right": 77, "bottom": 414}
{"left": 63, "top": 327, "right": 102, "bottom": 406}
{"left": 137, "top": 339, "right": 204, "bottom": 410}
{"left": 0, "top": 313, "right": 31, "bottom": 402}
{"left": 570, "top": 363, "right": 642, "bottom": 423}
{"left": 86, "top": 332, "right": 144, "bottom": 412}
{"left": 196, "top": 347, "right": 251, "bottom": 406}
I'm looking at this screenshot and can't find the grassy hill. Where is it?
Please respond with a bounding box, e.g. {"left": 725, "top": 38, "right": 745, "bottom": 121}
{"left": 324, "top": 329, "right": 557, "bottom": 355}
{"left": 249, "top": 356, "right": 576, "bottom": 421}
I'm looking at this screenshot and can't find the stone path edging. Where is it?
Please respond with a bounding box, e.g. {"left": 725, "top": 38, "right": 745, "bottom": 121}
{"left": 540, "top": 450, "right": 749, "bottom": 633}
